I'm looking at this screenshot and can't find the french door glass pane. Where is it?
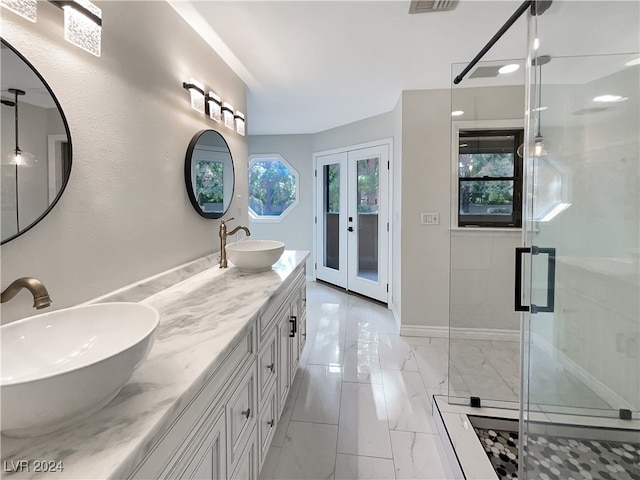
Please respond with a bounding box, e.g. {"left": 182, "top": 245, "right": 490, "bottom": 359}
{"left": 356, "top": 158, "right": 379, "bottom": 281}
{"left": 323, "top": 164, "right": 340, "bottom": 270}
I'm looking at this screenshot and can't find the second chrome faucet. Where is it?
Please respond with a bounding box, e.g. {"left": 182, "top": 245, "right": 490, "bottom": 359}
{"left": 219, "top": 218, "right": 251, "bottom": 268}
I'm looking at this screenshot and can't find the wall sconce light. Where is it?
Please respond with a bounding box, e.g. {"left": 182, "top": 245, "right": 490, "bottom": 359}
{"left": 2, "top": 0, "right": 102, "bottom": 56}
{"left": 183, "top": 78, "right": 206, "bottom": 114}
{"left": 234, "top": 111, "right": 245, "bottom": 136}
{"left": 206, "top": 91, "right": 222, "bottom": 123}
{"left": 1, "top": 0, "right": 37, "bottom": 22}
{"left": 222, "top": 102, "right": 235, "bottom": 130}
{"left": 55, "top": 0, "right": 102, "bottom": 57}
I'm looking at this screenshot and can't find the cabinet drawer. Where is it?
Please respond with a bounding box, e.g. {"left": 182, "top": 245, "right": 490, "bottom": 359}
{"left": 161, "top": 408, "right": 226, "bottom": 480}
{"left": 258, "top": 384, "right": 278, "bottom": 470}
{"left": 257, "top": 328, "right": 277, "bottom": 406}
{"left": 128, "top": 326, "right": 254, "bottom": 480}
{"left": 258, "top": 268, "right": 305, "bottom": 343}
{"left": 227, "top": 361, "right": 257, "bottom": 473}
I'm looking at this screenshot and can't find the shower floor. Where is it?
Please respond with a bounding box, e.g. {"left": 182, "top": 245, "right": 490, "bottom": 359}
{"left": 470, "top": 416, "right": 640, "bottom": 480}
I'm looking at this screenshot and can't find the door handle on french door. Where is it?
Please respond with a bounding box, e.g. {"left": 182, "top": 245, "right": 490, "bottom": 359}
{"left": 515, "top": 247, "right": 530, "bottom": 312}
{"left": 514, "top": 246, "right": 556, "bottom": 313}
{"left": 347, "top": 227, "right": 354, "bottom": 232}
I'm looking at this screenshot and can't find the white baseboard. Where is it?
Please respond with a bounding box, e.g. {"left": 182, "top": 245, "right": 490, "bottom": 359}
{"left": 532, "top": 333, "right": 632, "bottom": 411}
{"left": 400, "top": 325, "right": 449, "bottom": 338}
{"left": 400, "top": 325, "right": 519, "bottom": 342}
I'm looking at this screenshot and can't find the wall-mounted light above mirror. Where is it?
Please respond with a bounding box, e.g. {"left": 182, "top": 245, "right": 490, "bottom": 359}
{"left": 1, "top": 0, "right": 102, "bottom": 56}
{"left": 184, "top": 130, "right": 235, "bottom": 219}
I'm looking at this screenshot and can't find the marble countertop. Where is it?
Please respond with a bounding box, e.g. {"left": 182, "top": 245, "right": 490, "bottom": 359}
{"left": 1, "top": 250, "right": 309, "bottom": 479}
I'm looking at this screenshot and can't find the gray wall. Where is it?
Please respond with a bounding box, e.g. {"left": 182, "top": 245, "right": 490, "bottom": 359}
{"left": 248, "top": 113, "right": 395, "bottom": 277}
{"left": 249, "top": 86, "right": 525, "bottom": 330}
{"left": 247, "top": 134, "right": 314, "bottom": 272}
{"left": 1, "top": 2, "right": 248, "bottom": 324}
{"left": 400, "top": 89, "right": 452, "bottom": 328}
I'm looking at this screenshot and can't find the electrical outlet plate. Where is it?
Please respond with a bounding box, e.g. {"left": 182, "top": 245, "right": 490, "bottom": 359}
{"left": 421, "top": 212, "right": 440, "bottom": 225}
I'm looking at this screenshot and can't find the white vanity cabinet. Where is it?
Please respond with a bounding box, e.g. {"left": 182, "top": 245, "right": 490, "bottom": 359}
{"left": 128, "top": 266, "right": 307, "bottom": 480}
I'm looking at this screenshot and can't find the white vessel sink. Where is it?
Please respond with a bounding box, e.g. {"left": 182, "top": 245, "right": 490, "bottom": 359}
{"left": 226, "top": 240, "right": 285, "bottom": 272}
{"left": 1, "top": 302, "right": 159, "bottom": 437}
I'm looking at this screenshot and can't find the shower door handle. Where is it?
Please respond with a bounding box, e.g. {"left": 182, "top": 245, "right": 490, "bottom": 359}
{"left": 531, "top": 246, "right": 556, "bottom": 313}
{"left": 514, "top": 246, "right": 556, "bottom": 313}
{"left": 515, "top": 247, "right": 530, "bottom": 312}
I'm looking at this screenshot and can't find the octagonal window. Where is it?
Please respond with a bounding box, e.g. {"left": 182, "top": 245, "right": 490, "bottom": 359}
{"left": 248, "top": 154, "right": 299, "bottom": 222}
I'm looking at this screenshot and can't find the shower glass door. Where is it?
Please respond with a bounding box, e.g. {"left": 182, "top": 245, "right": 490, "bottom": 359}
{"left": 520, "top": 18, "right": 640, "bottom": 478}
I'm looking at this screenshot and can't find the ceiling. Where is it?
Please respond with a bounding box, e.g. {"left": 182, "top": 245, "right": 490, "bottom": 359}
{"left": 171, "top": 1, "right": 640, "bottom": 136}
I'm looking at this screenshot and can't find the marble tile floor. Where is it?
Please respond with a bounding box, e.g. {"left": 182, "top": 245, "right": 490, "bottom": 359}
{"left": 448, "top": 339, "right": 611, "bottom": 410}
{"left": 259, "top": 281, "right": 455, "bottom": 480}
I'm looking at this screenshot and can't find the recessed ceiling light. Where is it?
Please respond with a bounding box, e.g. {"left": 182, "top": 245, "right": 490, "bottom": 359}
{"left": 451, "top": 110, "right": 464, "bottom": 116}
{"left": 593, "top": 94, "right": 629, "bottom": 103}
{"left": 498, "top": 64, "right": 520, "bottom": 74}
{"left": 533, "top": 38, "right": 540, "bottom": 50}
{"left": 625, "top": 57, "right": 640, "bottom": 67}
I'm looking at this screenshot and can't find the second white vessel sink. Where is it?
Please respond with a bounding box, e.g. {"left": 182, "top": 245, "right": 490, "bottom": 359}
{"left": 1, "top": 302, "right": 159, "bottom": 437}
{"left": 226, "top": 240, "right": 285, "bottom": 272}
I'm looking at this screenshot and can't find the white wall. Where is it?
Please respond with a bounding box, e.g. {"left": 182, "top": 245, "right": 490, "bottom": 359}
{"left": 1, "top": 1, "right": 247, "bottom": 324}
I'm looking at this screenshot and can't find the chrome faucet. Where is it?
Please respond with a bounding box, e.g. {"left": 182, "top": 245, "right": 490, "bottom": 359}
{"left": 1, "top": 277, "right": 52, "bottom": 309}
{"left": 219, "top": 217, "right": 251, "bottom": 268}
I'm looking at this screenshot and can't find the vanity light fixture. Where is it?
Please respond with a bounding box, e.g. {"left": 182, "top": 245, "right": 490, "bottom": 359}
{"left": 3, "top": 0, "right": 102, "bottom": 56}
{"left": 206, "top": 91, "right": 222, "bottom": 122}
{"left": 1, "top": 0, "right": 37, "bottom": 22}
{"left": 234, "top": 111, "right": 246, "bottom": 136}
{"left": 222, "top": 102, "right": 235, "bottom": 129}
{"left": 49, "top": 0, "right": 102, "bottom": 57}
{"left": 183, "top": 78, "right": 206, "bottom": 114}
{"left": 181, "top": 82, "right": 245, "bottom": 134}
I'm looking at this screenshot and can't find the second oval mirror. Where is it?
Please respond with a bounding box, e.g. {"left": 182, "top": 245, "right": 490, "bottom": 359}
{"left": 184, "top": 130, "right": 235, "bottom": 219}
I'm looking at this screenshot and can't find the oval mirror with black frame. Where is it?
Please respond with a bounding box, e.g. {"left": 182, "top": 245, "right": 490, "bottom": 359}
{"left": 185, "top": 129, "right": 235, "bottom": 219}
{"left": 1, "top": 38, "right": 72, "bottom": 245}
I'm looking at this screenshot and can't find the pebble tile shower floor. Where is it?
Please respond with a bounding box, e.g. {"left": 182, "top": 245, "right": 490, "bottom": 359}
{"left": 474, "top": 423, "right": 640, "bottom": 480}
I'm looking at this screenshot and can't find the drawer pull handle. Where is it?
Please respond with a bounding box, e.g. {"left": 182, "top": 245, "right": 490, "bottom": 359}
{"left": 289, "top": 315, "right": 297, "bottom": 338}
{"left": 241, "top": 408, "right": 251, "bottom": 419}
{"left": 267, "top": 363, "right": 275, "bottom": 373}
{"left": 267, "top": 419, "right": 275, "bottom": 428}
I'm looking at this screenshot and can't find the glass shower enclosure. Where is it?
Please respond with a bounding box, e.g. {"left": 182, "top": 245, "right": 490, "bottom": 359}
{"left": 520, "top": 3, "right": 640, "bottom": 478}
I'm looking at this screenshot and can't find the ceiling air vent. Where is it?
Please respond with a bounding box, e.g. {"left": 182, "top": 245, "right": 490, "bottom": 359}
{"left": 409, "top": 0, "right": 459, "bottom": 14}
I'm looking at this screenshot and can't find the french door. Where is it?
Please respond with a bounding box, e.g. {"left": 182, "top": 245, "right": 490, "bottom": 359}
{"left": 315, "top": 143, "right": 389, "bottom": 303}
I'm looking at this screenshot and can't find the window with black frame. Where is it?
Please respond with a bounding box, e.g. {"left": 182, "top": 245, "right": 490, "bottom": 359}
{"left": 458, "top": 129, "right": 524, "bottom": 228}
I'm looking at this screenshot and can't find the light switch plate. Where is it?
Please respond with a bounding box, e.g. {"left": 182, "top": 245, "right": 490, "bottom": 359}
{"left": 421, "top": 212, "right": 440, "bottom": 225}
